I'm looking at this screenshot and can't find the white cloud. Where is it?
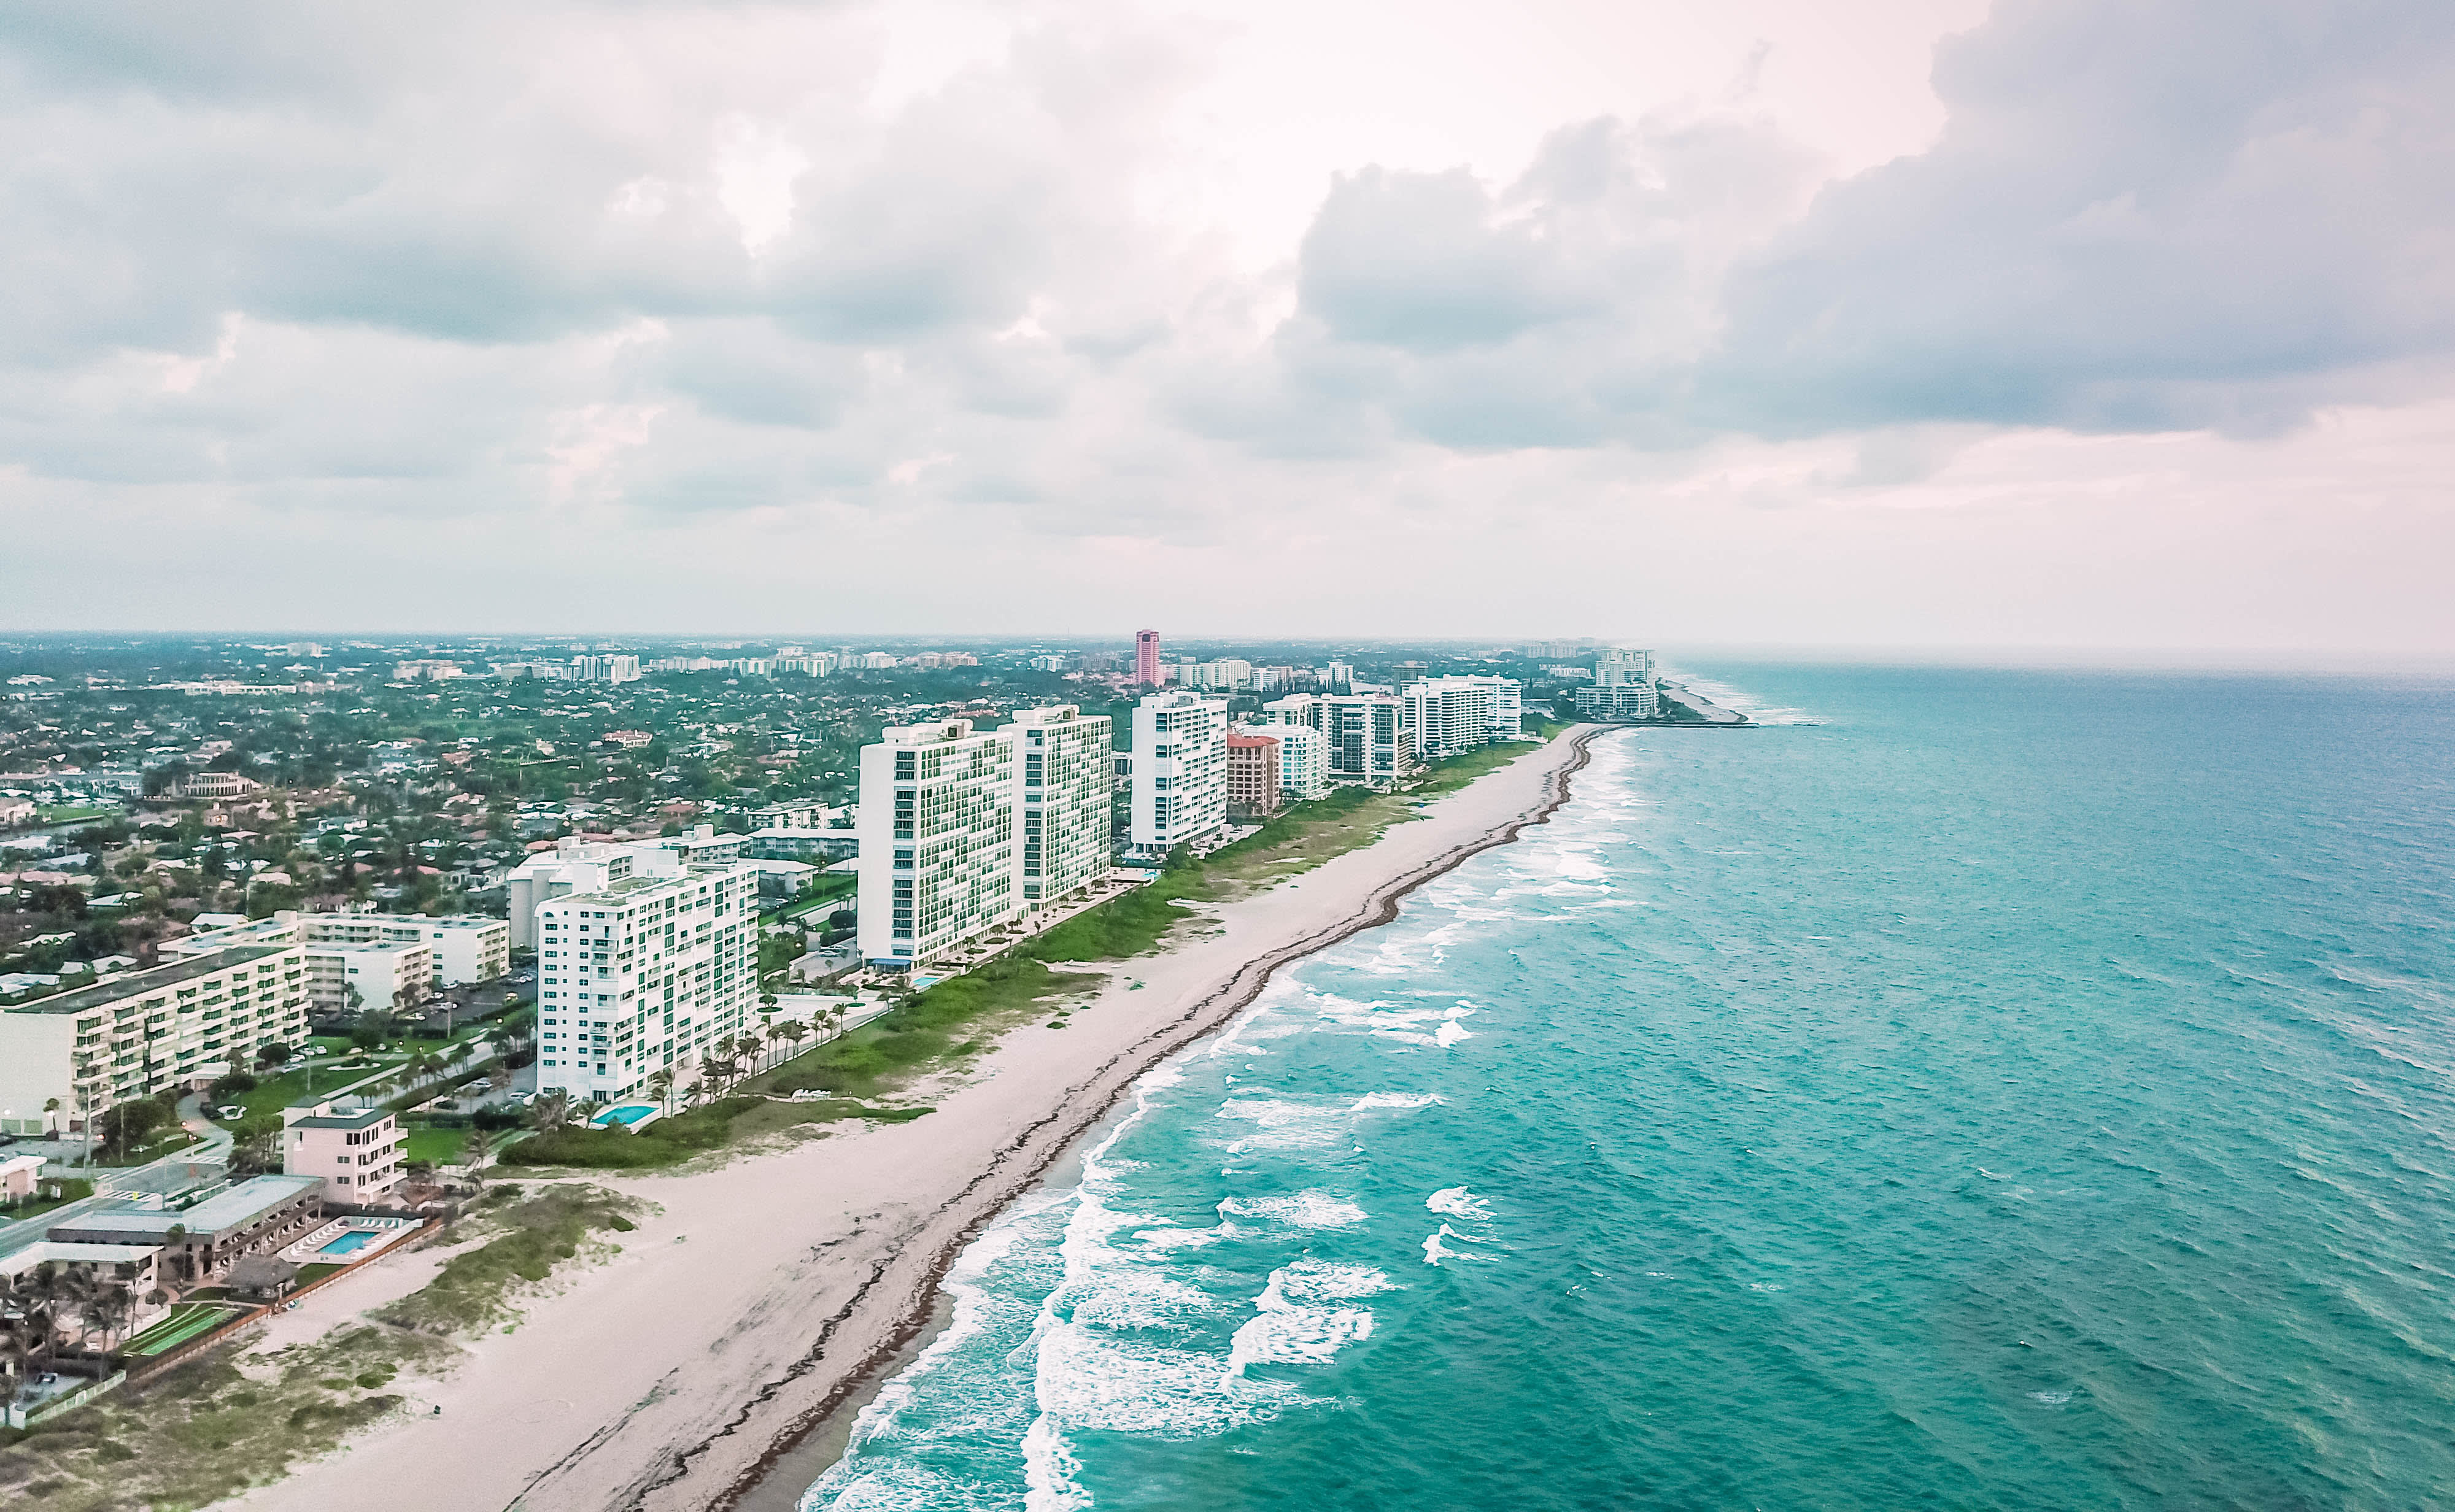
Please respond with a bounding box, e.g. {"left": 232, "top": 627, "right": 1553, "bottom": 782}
{"left": 2, "top": 0, "right": 2453, "bottom": 652}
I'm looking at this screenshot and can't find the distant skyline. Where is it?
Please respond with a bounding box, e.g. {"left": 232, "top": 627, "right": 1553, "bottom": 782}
{"left": 4, "top": 1, "right": 2453, "bottom": 653}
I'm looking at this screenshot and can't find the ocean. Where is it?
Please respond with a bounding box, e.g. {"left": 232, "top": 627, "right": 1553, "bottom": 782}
{"left": 803, "top": 665, "right": 2455, "bottom": 1511}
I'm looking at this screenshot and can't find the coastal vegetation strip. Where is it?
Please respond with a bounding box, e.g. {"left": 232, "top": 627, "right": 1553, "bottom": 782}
{"left": 372, "top": 1184, "right": 643, "bottom": 1335}
{"left": 0, "top": 1323, "right": 454, "bottom": 1512}
{"left": 498, "top": 1095, "right": 926, "bottom": 1170}
{"left": 0, "top": 1184, "right": 641, "bottom": 1508}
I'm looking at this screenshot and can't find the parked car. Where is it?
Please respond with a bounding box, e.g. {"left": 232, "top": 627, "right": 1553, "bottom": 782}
{"left": 216, "top": 1103, "right": 247, "bottom": 1120}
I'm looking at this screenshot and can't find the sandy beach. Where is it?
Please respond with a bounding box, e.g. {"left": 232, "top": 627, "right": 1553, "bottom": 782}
{"left": 226, "top": 725, "right": 1598, "bottom": 1512}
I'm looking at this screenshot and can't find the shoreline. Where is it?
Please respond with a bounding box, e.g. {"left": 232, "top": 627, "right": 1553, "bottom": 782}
{"left": 227, "top": 725, "right": 1604, "bottom": 1512}
{"left": 711, "top": 722, "right": 1604, "bottom": 1510}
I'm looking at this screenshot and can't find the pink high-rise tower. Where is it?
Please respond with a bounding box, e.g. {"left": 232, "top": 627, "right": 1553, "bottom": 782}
{"left": 1135, "top": 629, "right": 1162, "bottom": 685}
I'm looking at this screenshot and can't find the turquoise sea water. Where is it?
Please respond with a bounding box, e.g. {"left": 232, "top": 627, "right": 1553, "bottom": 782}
{"left": 807, "top": 666, "right": 2455, "bottom": 1511}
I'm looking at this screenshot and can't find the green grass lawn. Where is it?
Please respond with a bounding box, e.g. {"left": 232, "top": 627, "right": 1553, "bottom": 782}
{"left": 212, "top": 1062, "right": 391, "bottom": 1125}
{"left": 398, "top": 1125, "right": 472, "bottom": 1165}
{"left": 0, "top": 1177, "right": 95, "bottom": 1221}
{"left": 93, "top": 1132, "right": 202, "bottom": 1168}
{"left": 751, "top": 956, "right": 1102, "bottom": 1101}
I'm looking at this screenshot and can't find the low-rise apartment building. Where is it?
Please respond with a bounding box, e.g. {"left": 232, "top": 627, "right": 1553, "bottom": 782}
{"left": 1574, "top": 683, "right": 1661, "bottom": 720}
{"left": 172, "top": 911, "right": 510, "bottom": 993}
{"left": 749, "top": 826, "right": 862, "bottom": 863}
{"left": 0, "top": 945, "right": 310, "bottom": 1137}
{"left": 283, "top": 1101, "right": 406, "bottom": 1203}
{"left": 50, "top": 1174, "right": 323, "bottom": 1279}
{"left": 305, "top": 941, "right": 431, "bottom": 1015}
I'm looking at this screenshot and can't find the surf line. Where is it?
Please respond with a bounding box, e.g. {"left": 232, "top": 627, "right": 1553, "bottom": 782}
{"left": 675, "top": 724, "right": 1609, "bottom": 1512}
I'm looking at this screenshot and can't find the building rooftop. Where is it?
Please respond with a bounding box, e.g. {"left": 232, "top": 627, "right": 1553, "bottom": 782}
{"left": 4, "top": 945, "right": 293, "bottom": 1016}
{"left": 0, "top": 1241, "right": 163, "bottom": 1277}
{"left": 288, "top": 1106, "right": 392, "bottom": 1131}
{"left": 49, "top": 1174, "right": 321, "bottom": 1244}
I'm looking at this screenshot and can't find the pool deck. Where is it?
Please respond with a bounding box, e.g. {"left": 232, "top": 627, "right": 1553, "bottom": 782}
{"left": 590, "top": 1103, "right": 665, "bottom": 1131}
{"left": 279, "top": 1214, "right": 419, "bottom": 1266}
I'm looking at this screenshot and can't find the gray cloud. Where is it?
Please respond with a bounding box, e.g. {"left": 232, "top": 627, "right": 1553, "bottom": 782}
{"left": 1213, "top": 0, "right": 2455, "bottom": 450}
{"left": 2, "top": 0, "right": 2453, "bottom": 569}
{"left": 1704, "top": 0, "right": 2455, "bottom": 435}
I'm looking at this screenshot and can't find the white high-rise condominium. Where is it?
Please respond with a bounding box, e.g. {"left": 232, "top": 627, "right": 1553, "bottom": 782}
{"left": 1235, "top": 722, "right": 1330, "bottom": 801}
{"left": 1013, "top": 705, "right": 1114, "bottom": 908}
{"left": 512, "top": 839, "right": 760, "bottom": 1103}
{"left": 1595, "top": 647, "right": 1653, "bottom": 686}
{"left": 1262, "top": 693, "right": 1411, "bottom": 785}
{"left": 1188, "top": 658, "right": 1253, "bottom": 692}
{"left": 571, "top": 654, "right": 641, "bottom": 683}
{"left": 1577, "top": 647, "right": 1660, "bottom": 719}
{"left": 1401, "top": 676, "right": 1525, "bottom": 762}
{"left": 857, "top": 719, "right": 1019, "bottom": 970}
{"left": 1130, "top": 691, "right": 1231, "bottom": 852}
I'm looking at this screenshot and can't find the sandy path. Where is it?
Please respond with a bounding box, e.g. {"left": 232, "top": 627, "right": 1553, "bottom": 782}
{"left": 226, "top": 727, "right": 1598, "bottom": 1512}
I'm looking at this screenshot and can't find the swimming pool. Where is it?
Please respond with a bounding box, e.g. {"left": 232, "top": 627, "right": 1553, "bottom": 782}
{"left": 317, "top": 1229, "right": 382, "bottom": 1256}
{"left": 595, "top": 1103, "right": 661, "bottom": 1128}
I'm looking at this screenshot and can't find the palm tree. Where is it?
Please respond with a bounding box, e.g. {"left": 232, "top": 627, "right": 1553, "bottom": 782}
{"left": 646, "top": 1067, "right": 675, "bottom": 1115}
{"left": 529, "top": 1090, "right": 573, "bottom": 1135}
{"left": 80, "top": 1282, "right": 132, "bottom": 1353}
{"left": 0, "top": 1274, "right": 55, "bottom": 1388}
{"left": 775, "top": 1019, "right": 808, "bottom": 1063}
{"left": 679, "top": 1077, "right": 708, "bottom": 1108}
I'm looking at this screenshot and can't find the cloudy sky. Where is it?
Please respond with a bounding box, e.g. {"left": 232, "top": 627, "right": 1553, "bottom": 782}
{"left": 4, "top": 0, "right": 2451, "bottom": 654}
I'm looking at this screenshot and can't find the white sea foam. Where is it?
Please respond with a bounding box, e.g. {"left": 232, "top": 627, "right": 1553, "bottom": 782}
{"left": 1215, "top": 1097, "right": 1350, "bottom": 1151}
{"left": 1068, "top": 1270, "right": 1221, "bottom": 1333}
{"left": 1220, "top": 1190, "right": 1369, "bottom": 1230}
{"left": 816, "top": 1462, "right": 988, "bottom": 1512}
{"left": 1131, "top": 1222, "right": 1235, "bottom": 1251}
{"left": 1351, "top": 1091, "right": 1444, "bottom": 1111}
{"left": 1658, "top": 669, "right": 1822, "bottom": 725}
{"left": 1434, "top": 1018, "right": 1472, "bottom": 1047}
{"left": 1223, "top": 1260, "right": 1393, "bottom": 1381}
{"left": 1021, "top": 1413, "right": 1088, "bottom": 1512}
{"left": 1035, "top": 1323, "right": 1289, "bottom": 1435}
{"left": 1426, "top": 1187, "right": 1491, "bottom": 1221}
{"left": 1309, "top": 990, "right": 1477, "bottom": 1047}
{"left": 2029, "top": 1390, "right": 2073, "bottom": 1406}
